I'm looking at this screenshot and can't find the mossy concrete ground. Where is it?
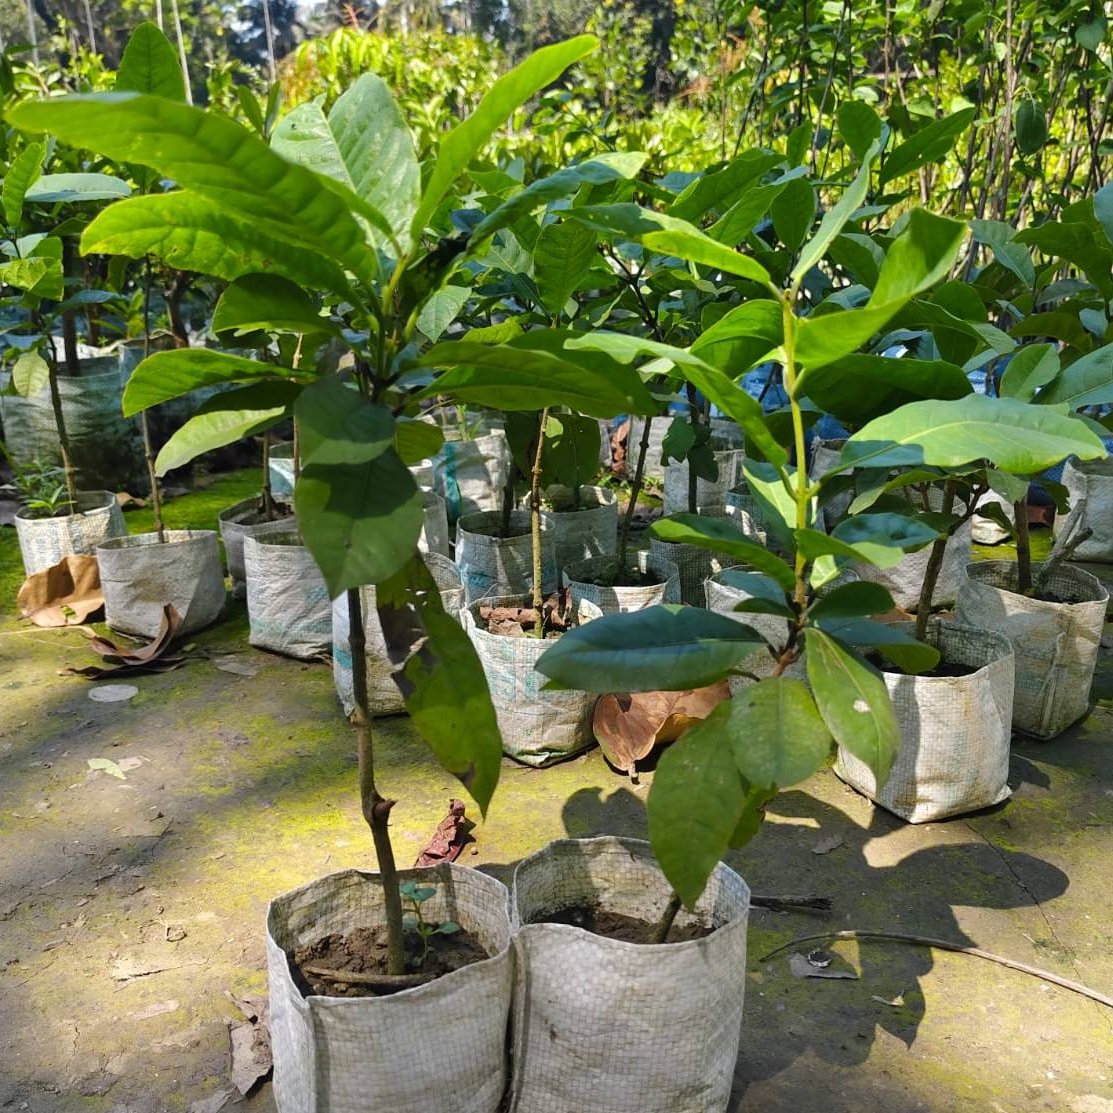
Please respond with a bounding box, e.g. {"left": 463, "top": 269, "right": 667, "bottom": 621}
{"left": 1, "top": 472, "right": 1111, "bottom": 1113}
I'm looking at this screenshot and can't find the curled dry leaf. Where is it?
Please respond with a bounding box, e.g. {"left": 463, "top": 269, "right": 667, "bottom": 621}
{"left": 66, "top": 605, "right": 185, "bottom": 679}
{"left": 414, "top": 799, "right": 475, "bottom": 867}
{"left": 479, "top": 588, "right": 576, "bottom": 637}
{"left": 593, "top": 681, "right": 732, "bottom": 774}
{"left": 18, "top": 555, "right": 103, "bottom": 628}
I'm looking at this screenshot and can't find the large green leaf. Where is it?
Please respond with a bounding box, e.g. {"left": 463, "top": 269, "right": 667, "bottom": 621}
{"left": 805, "top": 628, "right": 897, "bottom": 784}
{"left": 565, "top": 331, "right": 787, "bottom": 466}
{"left": 411, "top": 35, "right": 598, "bottom": 237}
{"left": 82, "top": 191, "right": 351, "bottom": 296}
{"left": 807, "top": 581, "right": 895, "bottom": 621}
{"left": 1014, "top": 220, "right": 1113, "bottom": 299}
{"left": 272, "top": 73, "right": 418, "bottom": 255}
{"left": 999, "top": 344, "right": 1060, "bottom": 402}
{"left": 542, "top": 413, "right": 600, "bottom": 489}
{"left": 651, "top": 514, "right": 796, "bottom": 590}
{"left": 212, "top": 273, "right": 336, "bottom": 338}
{"left": 116, "top": 21, "right": 186, "bottom": 101}
{"left": 729, "top": 678, "right": 833, "bottom": 787}
{"left": 2, "top": 142, "right": 44, "bottom": 228}
{"left": 689, "top": 300, "right": 783, "bottom": 376}
{"left": 794, "top": 210, "right": 966, "bottom": 374}
{"left": 646, "top": 703, "right": 756, "bottom": 908}
{"left": 801, "top": 354, "right": 972, "bottom": 423}
{"left": 878, "top": 107, "right": 976, "bottom": 186}
{"left": 1036, "top": 343, "right": 1113, "bottom": 411}
{"left": 771, "top": 178, "right": 816, "bottom": 254}
{"left": 415, "top": 284, "right": 470, "bottom": 342}
{"left": 838, "top": 102, "right": 882, "bottom": 161}
{"left": 374, "top": 555, "right": 502, "bottom": 814}
{"left": 710, "top": 178, "right": 795, "bottom": 245}
{"left": 394, "top": 418, "right": 444, "bottom": 465}
{"left": 11, "top": 350, "right": 48, "bottom": 397}
{"left": 469, "top": 152, "right": 647, "bottom": 244}
{"left": 536, "top": 604, "right": 769, "bottom": 693}
{"left": 813, "top": 616, "right": 940, "bottom": 674}
{"left": 417, "top": 331, "right": 655, "bottom": 417}
{"left": 842, "top": 395, "right": 1106, "bottom": 473}
{"left": 9, "top": 94, "right": 378, "bottom": 285}
{"left": 971, "top": 219, "right": 1035, "bottom": 287}
{"left": 667, "top": 150, "right": 783, "bottom": 222}
{"left": 295, "top": 375, "right": 393, "bottom": 465}
{"left": 123, "top": 348, "right": 305, "bottom": 415}
{"left": 534, "top": 220, "right": 597, "bottom": 316}
{"left": 25, "top": 173, "right": 132, "bottom": 203}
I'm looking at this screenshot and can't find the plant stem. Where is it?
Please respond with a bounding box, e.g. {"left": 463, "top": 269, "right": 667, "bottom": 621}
{"left": 617, "top": 414, "right": 653, "bottom": 574}
{"left": 651, "top": 890, "right": 683, "bottom": 944}
{"left": 500, "top": 472, "right": 514, "bottom": 539}
{"left": 44, "top": 349, "right": 78, "bottom": 512}
{"left": 347, "top": 587, "right": 406, "bottom": 976}
{"left": 685, "top": 385, "right": 700, "bottom": 515}
{"left": 914, "top": 480, "right": 957, "bottom": 643}
{"left": 261, "top": 432, "right": 276, "bottom": 519}
{"left": 141, "top": 257, "right": 165, "bottom": 542}
{"left": 779, "top": 293, "right": 811, "bottom": 613}
{"left": 530, "top": 407, "right": 549, "bottom": 638}
{"left": 1014, "top": 497, "right": 1031, "bottom": 594}
{"left": 292, "top": 418, "right": 301, "bottom": 483}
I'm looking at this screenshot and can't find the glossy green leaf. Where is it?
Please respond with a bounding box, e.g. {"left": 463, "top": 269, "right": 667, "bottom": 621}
{"left": 771, "top": 177, "right": 816, "bottom": 254}
{"left": 394, "top": 419, "right": 444, "bottom": 466}
{"left": 843, "top": 395, "right": 1106, "bottom": 473}
{"left": 11, "top": 349, "right": 48, "bottom": 397}
{"left": 411, "top": 35, "right": 598, "bottom": 237}
{"left": 651, "top": 514, "right": 796, "bottom": 590}
{"left": 9, "top": 94, "right": 378, "bottom": 284}
{"left": 1035, "top": 343, "right": 1113, "bottom": 411}
{"left": 2, "top": 142, "right": 44, "bottom": 228}
{"left": 375, "top": 555, "right": 502, "bottom": 814}
{"left": 82, "top": 192, "right": 351, "bottom": 296}
{"left": 536, "top": 604, "right": 769, "bottom": 693}
{"left": 879, "top": 107, "right": 976, "bottom": 186}
{"left": 805, "top": 628, "right": 897, "bottom": 785}
{"left": 296, "top": 375, "right": 394, "bottom": 466}
{"left": 25, "top": 173, "right": 131, "bottom": 203}
{"left": 1014, "top": 99, "right": 1048, "bottom": 155}
{"left": 730, "top": 678, "right": 834, "bottom": 787}
{"left": 999, "top": 344, "right": 1059, "bottom": 401}
{"left": 534, "top": 220, "right": 597, "bottom": 316}
{"left": 831, "top": 511, "right": 942, "bottom": 561}
{"left": 813, "top": 617, "right": 940, "bottom": 674}
{"left": 116, "top": 21, "right": 186, "bottom": 101}
{"left": 416, "top": 284, "right": 470, "bottom": 342}
{"left": 123, "top": 348, "right": 303, "bottom": 415}
{"left": 689, "top": 299, "right": 782, "bottom": 375}
{"left": 838, "top": 102, "right": 882, "bottom": 161}
{"left": 668, "top": 150, "right": 783, "bottom": 222}
{"left": 647, "top": 703, "right": 755, "bottom": 908}
{"left": 212, "top": 273, "right": 336, "bottom": 338}
{"left": 741, "top": 458, "right": 799, "bottom": 549}
{"left": 808, "top": 581, "right": 895, "bottom": 621}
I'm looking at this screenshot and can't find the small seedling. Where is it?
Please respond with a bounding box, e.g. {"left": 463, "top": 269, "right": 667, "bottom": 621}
{"left": 399, "top": 880, "right": 461, "bottom": 966}
{"left": 7, "top": 456, "right": 73, "bottom": 519}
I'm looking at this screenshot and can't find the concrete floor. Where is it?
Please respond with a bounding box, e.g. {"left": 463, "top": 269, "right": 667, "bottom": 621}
{"left": 1, "top": 473, "right": 1112, "bottom": 1113}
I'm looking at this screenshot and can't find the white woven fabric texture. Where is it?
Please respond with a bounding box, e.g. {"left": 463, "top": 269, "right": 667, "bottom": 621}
{"left": 461, "top": 596, "right": 602, "bottom": 765}
{"left": 218, "top": 498, "right": 295, "bottom": 594}
{"left": 332, "top": 553, "right": 465, "bottom": 716}
{"left": 625, "top": 417, "right": 669, "bottom": 481}
{"left": 835, "top": 621, "right": 1015, "bottom": 822}
{"left": 244, "top": 531, "right": 331, "bottom": 660}
{"left": 705, "top": 570, "right": 787, "bottom": 682}
{"left": 455, "top": 511, "right": 556, "bottom": 605}
{"left": 508, "top": 837, "right": 750, "bottom": 1113}
{"left": 955, "top": 560, "right": 1108, "bottom": 739}
{"left": 663, "top": 447, "right": 745, "bottom": 516}
{"left": 562, "top": 553, "right": 680, "bottom": 614}
{"left": 97, "top": 529, "right": 225, "bottom": 638}
{"left": 266, "top": 866, "right": 514, "bottom": 1113}
{"left": 536, "top": 485, "right": 618, "bottom": 577}
{"left": 433, "top": 430, "right": 511, "bottom": 524}
{"left": 1058, "top": 457, "right": 1113, "bottom": 562}
{"left": 648, "top": 535, "right": 739, "bottom": 605}
{"left": 854, "top": 517, "right": 973, "bottom": 609}
{"left": 418, "top": 488, "right": 451, "bottom": 558}
{"left": 14, "top": 491, "right": 126, "bottom": 577}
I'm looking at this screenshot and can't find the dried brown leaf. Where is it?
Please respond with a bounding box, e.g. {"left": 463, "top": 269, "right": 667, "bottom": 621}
{"left": 17, "top": 555, "right": 103, "bottom": 627}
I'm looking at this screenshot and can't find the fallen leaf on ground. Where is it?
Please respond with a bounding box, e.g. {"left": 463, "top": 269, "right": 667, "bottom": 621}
{"left": 213, "top": 656, "right": 259, "bottom": 677}
{"left": 17, "top": 555, "right": 103, "bottom": 627}
{"left": 88, "top": 685, "right": 139, "bottom": 703}
{"left": 88, "top": 757, "right": 128, "bottom": 780}
{"left": 414, "top": 799, "right": 475, "bottom": 867}
{"left": 66, "top": 606, "right": 184, "bottom": 679}
{"left": 226, "top": 992, "right": 272, "bottom": 1095}
{"left": 811, "top": 832, "right": 844, "bottom": 855}
{"left": 110, "top": 949, "right": 207, "bottom": 981}
{"left": 788, "top": 952, "right": 859, "bottom": 980}
{"left": 115, "top": 492, "right": 147, "bottom": 509}
{"left": 188, "top": 1089, "right": 235, "bottom": 1113}
{"left": 871, "top": 992, "right": 906, "bottom": 1007}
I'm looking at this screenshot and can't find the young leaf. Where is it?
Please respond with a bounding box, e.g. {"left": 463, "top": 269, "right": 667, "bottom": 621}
{"left": 212, "top": 273, "right": 337, "bottom": 338}
{"left": 11, "top": 350, "right": 49, "bottom": 397}
{"left": 2, "top": 142, "right": 45, "bottom": 228}
{"left": 115, "top": 21, "right": 186, "bottom": 101}
{"left": 416, "top": 285, "right": 471, "bottom": 343}
{"left": 534, "top": 220, "right": 598, "bottom": 316}
{"left": 536, "top": 604, "right": 769, "bottom": 693}
{"left": 804, "top": 628, "right": 897, "bottom": 785}
{"left": 999, "top": 344, "right": 1060, "bottom": 401}
{"left": 1035, "top": 343, "right": 1113, "bottom": 411}
{"left": 878, "top": 107, "right": 976, "bottom": 186}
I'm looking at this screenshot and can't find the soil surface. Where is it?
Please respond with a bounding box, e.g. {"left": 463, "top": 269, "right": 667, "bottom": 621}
{"left": 878, "top": 660, "right": 980, "bottom": 679}
{"left": 291, "top": 924, "right": 489, "bottom": 998}
{"left": 534, "top": 904, "right": 713, "bottom": 944}
{"left": 480, "top": 590, "right": 574, "bottom": 637}
{"left": 577, "top": 569, "right": 664, "bottom": 589}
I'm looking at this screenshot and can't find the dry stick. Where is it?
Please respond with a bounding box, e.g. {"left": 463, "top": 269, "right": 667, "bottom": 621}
{"left": 348, "top": 588, "right": 406, "bottom": 976}
{"left": 301, "top": 963, "right": 433, "bottom": 991}
{"left": 651, "top": 891, "right": 683, "bottom": 945}
{"left": 1032, "top": 499, "right": 1091, "bottom": 597}
{"left": 529, "top": 407, "right": 549, "bottom": 639}
{"left": 759, "top": 930, "right": 1113, "bottom": 1011}
{"left": 751, "top": 893, "right": 830, "bottom": 912}
{"left": 616, "top": 414, "right": 653, "bottom": 574}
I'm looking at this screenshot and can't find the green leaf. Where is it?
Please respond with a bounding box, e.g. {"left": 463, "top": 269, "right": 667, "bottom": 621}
{"left": 791, "top": 140, "right": 879, "bottom": 284}
{"left": 1014, "top": 221, "right": 1113, "bottom": 299}
{"left": 805, "top": 628, "right": 897, "bottom": 785}
{"left": 689, "top": 300, "right": 782, "bottom": 375}
{"left": 838, "top": 102, "right": 882, "bottom": 161}
{"left": 879, "top": 107, "right": 976, "bottom": 186}
{"left": 10, "top": 349, "right": 48, "bottom": 397}
{"left": 794, "top": 210, "right": 967, "bottom": 373}
{"left": 416, "top": 284, "right": 471, "bottom": 342}
{"left": 813, "top": 617, "right": 940, "bottom": 674}
{"left": 394, "top": 419, "right": 444, "bottom": 466}
{"left": 535, "top": 604, "right": 769, "bottom": 693}
{"left": 82, "top": 192, "right": 352, "bottom": 296}
{"left": 771, "top": 177, "right": 816, "bottom": 254}
{"left": 542, "top": 413, "right": 600, "bottom": 489}
{"left": 1075, "top": 14, "right": 1107, "bottom": 51}
{"left": 469, "top": 152, "right": 648, "bottom": 244}
{"left": 1094, "top": 182, "right": 1113, "bottom": 248}
{"left": 212, "top": 273, "right": 336, "bottom": 338}
{"left": 651, "top": 514, "right": 796, "bottom": 590}
{"left": 808, "top": 581, "right": 895, "bottom": 621}
{"left": 667, "top": 150, "right": 783, "bottom": 222}
{"left": 271, "top": 73, "right": 418, "bottom": 254}
{"left": 0, "top": 254, "right": 62, "bottom": 299}
{"left": 116, "top": 21, "right": 186, "bottom": 101}
{"left": 843, "top": 395, "right": 1107, "bottom": 473}
{"left": 999, "top": 343, "right": 1059, "bottom": 401}
{"left": 534, "top": 220, "right": 598, "bottom": 316}
{"left": 411, "top": 35, "right": 598, "bottom": 237}
{"left": 710, "top": 178, "right": 795, "bottom": 245}
{"left": 154, "top": 387, "right": 294, "bottom": 474}
{"left": 1035, "top": 343, "right": 1113, "bottom": 411}
{"left": 801, "top": 354, "right": 972, "bottom": 424}
{"left": 646, "top": 703, "right": 755, "bottom": 908}
{"left": 831, "top": 511, "right": 942, "bottom": 562}
{"left": 729, "top": 678, "right": 834, "bottom": 787}
{"left": 971, "top": 218, "right": 1034, "bottom": 287}
{"left": 417, "top": 331, "right": 656, "bottom": 417}
{"left": 1014, "top": 99, "right": 1048, "bottom": 156}
{"left": 123, "top": 348, "right": 304, "bottom": 416}
{"left": 2, "top": 142, "right": 44, "bottom": 228}
{"left": 296, "top": 375, "right": 394, "bottom": 466}
{"left": 9, "top": 94, "right": 378, "bottom": 285}
{"left": 565, "top": 331, "right": 787, "bottom": 466}
{"left": 25, "top": 173, "right": 132, "bottom": 203}
{"left": 740, "top": 458, "right": 798, "bottom": 550}
{"left": 374, "top": 555, "right": 502, "bottom": 814}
